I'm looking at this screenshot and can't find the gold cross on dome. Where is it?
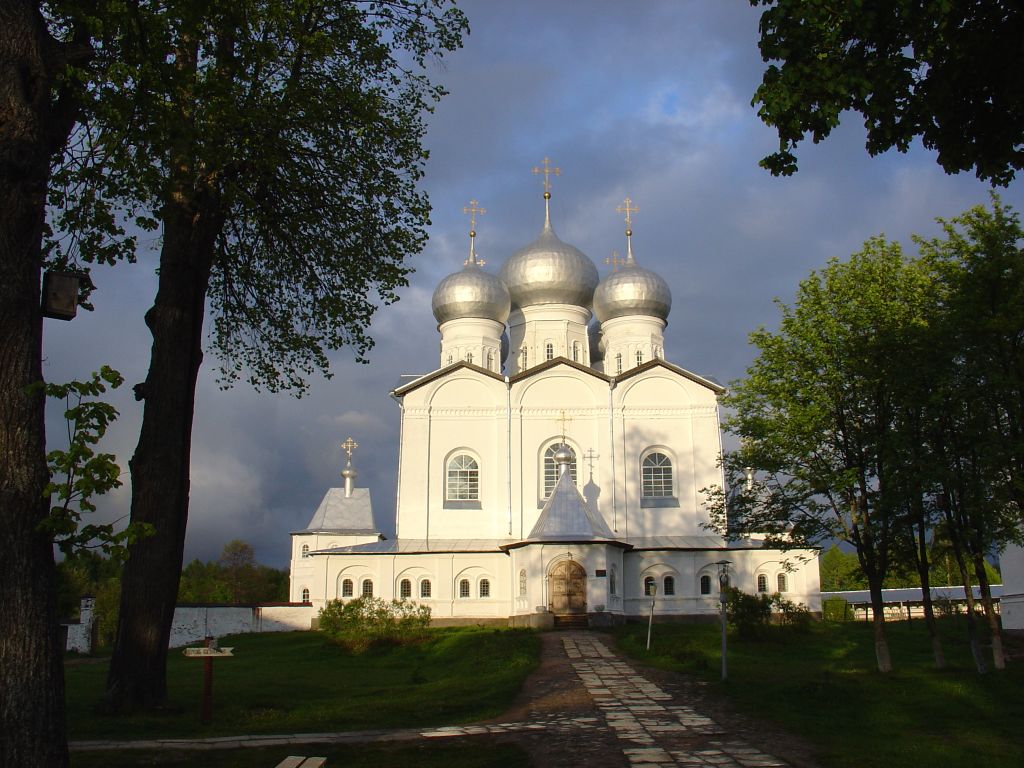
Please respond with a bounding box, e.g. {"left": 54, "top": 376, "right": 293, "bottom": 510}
{"left": 616, "top": 197, "right": 639, "bottom": 229}
{"left": 462, "top": 199, "right": 485, "bottom": 233}
{"left": 605, "top": 250, "right": 624, "bottom": 273}
{"left": 557, "top": 409, "right": 573, "bottom": 441}
{"left": 533, "top": 156, "right": 561, "bottom": 196}
{"left": 341, "top": 436, "right": 358, "bottom": 459}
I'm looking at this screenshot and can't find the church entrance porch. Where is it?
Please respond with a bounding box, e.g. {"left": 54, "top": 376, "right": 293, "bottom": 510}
{"left": 549, "top": 560, "right": 587, "bottom": 616}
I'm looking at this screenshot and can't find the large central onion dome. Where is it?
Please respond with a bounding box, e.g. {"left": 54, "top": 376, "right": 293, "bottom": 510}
{"left": 431, "top": 259, "right": 511, "bottom": 326}
{"left": 593, "top": 253, "right": 672, "bottom": 322}
{"left": 499, "top": 222, "right": 599, "bottom": 309}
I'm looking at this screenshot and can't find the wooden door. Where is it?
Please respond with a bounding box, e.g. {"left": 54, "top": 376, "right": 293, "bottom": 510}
{"left": 550, "top": 560, "right": 587, "bottom": 615}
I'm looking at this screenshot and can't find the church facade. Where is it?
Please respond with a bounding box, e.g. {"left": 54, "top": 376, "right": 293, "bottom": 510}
{"left": 289, "top": 177, "right": 820, "bottom": 624}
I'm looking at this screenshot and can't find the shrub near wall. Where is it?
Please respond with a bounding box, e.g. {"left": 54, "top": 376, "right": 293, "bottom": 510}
{"left": 319, "top": 597, "right": 431, "bottom": 652}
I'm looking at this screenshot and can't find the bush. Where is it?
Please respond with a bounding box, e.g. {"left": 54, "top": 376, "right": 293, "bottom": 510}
{"left": 726, "top": 588, "right": 773, "bottom": 638}
{"left": 318, "top": 597, "right": 431, "bottom": 652}
{"left": 771, "top": 593, "right": 812, "bottom": 631}
{"left": 822, "top": 597, "right": 851, "bottom": 622}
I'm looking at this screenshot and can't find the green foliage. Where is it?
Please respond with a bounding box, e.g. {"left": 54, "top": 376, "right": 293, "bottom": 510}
{"left": 750, "top": 1, "right": 1024, "bottom": 184}
{"left": 41, "top": 367, "right": 151, "bottom": 557}
{"left": 318, "top": 597, "right": 432, "bottom": 652}
{"left": 819, "top": 545, "right": 868, "bottom": 591}
{"left": 56, "top": 550, "right": 123, "bottom": 620}
{"left": 725, "top": 588, "right": 772, "bottom": 638}
{"left": 771, "top": 593, "right": 811, "bottom": 631}
{"left": 177, "top": 541, "right": 288, "bottom": 604}
{"left": 822, "top": 597, "right": 851, "bottom": 622}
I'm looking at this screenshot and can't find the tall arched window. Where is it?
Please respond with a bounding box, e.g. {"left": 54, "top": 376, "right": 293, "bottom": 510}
{"left": 362, "top": 579, "right": 374, "bottom": 597}
{"left": 342, "top": 579, "right": 354, "bottom": 597}
{"left": 572, "top": 341, "right": 580, "bottom": 362}
{"left": 545, "top": 342, "right": 554, "bottom": 360}
{"left": 301, "top": 588, "right": 310, "bottom": 602}
{"left": 486, "top": 350, "right": 494, "bottom": 370}
{"left": 446, "top": 353, "right": 453, "bottom": 365}
{"left": 301, "top": 544, "right": 309, "bottom": 558}
{"left": 777, "top": 573, "right": 788, "bottom": 593}
{"left": 400, "top": 579, "right": 412, "bottom": 599}
{"left": 466, "top": 351, "right": 473, "bottom": 364}
{"left": 642, "top": 452, "right": 674, "bottom": 497}
{"left": 420, "top": 579, "right": 432, "bottom": 598}
{"left": 663, "top": 576, "right": 675, "bottom": 596}
{"left": 519, "top": 569, "right": 527, "bottom": 597}
{"left": 543, "top": 443, "right": 578, "bottom": 497}
{"left": 644, "top": 576, "right": 656, "bottom": 596}
{"left": 479, "top": 579, "right": 490, "bottom": 598}
{"left": 459, "top": 579, "right": 470, "bottom": 598}
{"left": 700, "top": 575, "right": 712, "bottom": 595}
{"left": 757, "top": 574, "right": 768, "bottom": 593}
{"left": 636, "top": 349, "right": 644, "bottom": 366}
{"left": 615, "top": 353, "right": 623, "bottom": 374}
{"left": 520, "top": 348, "right": 528, "bottom": 370}
{"left": 447, "top": 454, "right": 479, "bottom": 500}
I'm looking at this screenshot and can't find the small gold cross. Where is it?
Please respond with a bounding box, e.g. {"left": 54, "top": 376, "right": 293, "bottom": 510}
{"left": 462, "top": 199, "right": 485, "bottom": 233}
{"left": 616, "top": 197, "right": 639, "bottom": 230}
{"left": 341, "top": 436, "right": 358, "bottom": 459}
{"left": 557, "top": 409, "right": 573, "bottom": 441}
{"left": 533, "top": 156, "right": 561, "bottom": 197}
{"left": 605, "top": 250, "right": 624, "bottom": 273}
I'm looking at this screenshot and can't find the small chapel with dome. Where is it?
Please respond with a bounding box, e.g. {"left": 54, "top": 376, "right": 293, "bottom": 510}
{"left": 289, "top": 161, "right": 820, "bottom": 624}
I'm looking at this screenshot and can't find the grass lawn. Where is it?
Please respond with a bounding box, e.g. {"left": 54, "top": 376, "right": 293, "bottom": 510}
{"left": 612, "top": 618, "right": 1024, "bottom": 768}
{"left": 70, "top": 741, "right": 530, "bottom": 768}
{"left": 66, "top": 627, "right": 540, "bottom": 740}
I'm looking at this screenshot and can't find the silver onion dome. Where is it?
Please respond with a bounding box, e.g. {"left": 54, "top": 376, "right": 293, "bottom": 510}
{"left": 593, "top": 256, "right": 672, "bottom": 323}
{"left": 499, "top": 224, "right": 599, "bottom": 309}
{"left": 431, "top": 261, "right": 511, "bottom": 326}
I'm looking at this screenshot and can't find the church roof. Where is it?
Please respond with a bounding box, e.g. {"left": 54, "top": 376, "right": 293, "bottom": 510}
{"left": 294, "top": 487, "right": 380, "bottom": 535}
{"left": 502, "top": 470, "right": 625, "bottom": 549}
{"left": 309, "top": 538, "right": 506, "bottom": 555}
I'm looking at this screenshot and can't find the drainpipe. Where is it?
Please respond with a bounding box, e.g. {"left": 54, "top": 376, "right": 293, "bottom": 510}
{"left": 506, "top": 375, "right": 512, "bottom": 537}
{"left": 609, "top": 378, "right": 618, "bottom": 532}
{"left": 425, "top": 405, "right": 432, "bottom": 542}
{"left": 390, "top": 392, "right": 405, "bottom": 539}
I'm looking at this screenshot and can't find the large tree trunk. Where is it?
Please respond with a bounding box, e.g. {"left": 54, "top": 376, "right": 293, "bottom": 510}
{"left": 866, "top": 579, "right": 893, "bottom": 673}
{"left": 1, "top": 2, "right": 86, "bottom": 765}
{"left": 945, "top": 517, "right": 986, "bottom": 673}
{"left": 911, "top": 510, "right": 946, "bottom": 668}
{"left": 972, "top": 552, "right": 1005, "bottom": 670}
{"left": 105, "top": 189, "right": 222, "bottom": 710}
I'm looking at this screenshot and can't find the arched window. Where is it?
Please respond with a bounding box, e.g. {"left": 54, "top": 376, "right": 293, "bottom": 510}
{"left": 400, "top": 579, "right": 412, "bottom": 599}
{"left": 757, "top": 574, "right": 768, "bottom": 593}
{"left": 610, "top": 566, "right": 617, "bottom": 596}
{"left": 519, "top": 569, "right": 527, "bottom": 597}
{"left": 520, "top": 348, "right": 528, "bottom": 370}
{"left": 446, "top": 353, "right": 453, "bottom": 365}
{"left": 642, "top": 452, "right": 673, "bottom": 498}
{"left": 301, "top": 588, "right": 310, "bottom": 602}
{"left": 420, "top": 579, "right": 432, "bottom": 598}
{"left": 644, "top": 576, "right": 656, "bottom": 596}
{"left": 342, "top": 579, "right": 354, "bottom": 598}
{"left": 301, "top": 544, "right": 309, "bottom": 558}
{"left": 545, "top": 342, "right": 554, "bottom": 360}
{"left": 466, "top": 351, "right": 473, "bottom": 364}
{"left": 572, "top": 341, "right": 580, "bottom": 362}
{"left": 459, "top": 579, "right": 470, "bottom": 598}
{"left": 486, "top": 350, "right": 494, "bottom": 370}
{"left": 362, "top": 579, "right": 374, "bottom": 597}
{"left": 447, "top": 454, "right": 479, "bottom": 500}
{"left": 700, "top": 575, "right": 712, "bottom": 595}
{"left": 777, "top": 573, "right": 788, "bottom": 593}
{"left": 663, "top": 576, "right": 675, "bottom": 596}
{"left": 543, "top": 443, "right": 578, "bottom": 497}
{"left": 636, "top": 349, "right": 644, "bottom": 366}
{"left": 615, "top": 352, "right": 623, "bottom": 374}
{"left": 479, "top": 579, "right": 490, "bottom": 598}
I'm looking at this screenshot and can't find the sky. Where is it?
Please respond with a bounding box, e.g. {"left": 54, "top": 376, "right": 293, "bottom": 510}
{"left": 43, "top": 0, "right": 1024, "bottom": 569}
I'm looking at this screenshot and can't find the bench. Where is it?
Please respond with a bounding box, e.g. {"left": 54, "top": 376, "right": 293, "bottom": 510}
{"left": 275, "top": 757, "right": 327, "bottom": 768}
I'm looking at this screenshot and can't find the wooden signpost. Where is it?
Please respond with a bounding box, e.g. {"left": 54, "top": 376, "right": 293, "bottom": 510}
{"left": 183, "top": 638, "right": 234, "bottom": 723}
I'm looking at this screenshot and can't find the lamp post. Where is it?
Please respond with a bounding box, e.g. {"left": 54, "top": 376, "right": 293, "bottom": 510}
{"left": 646, "top": 581, "right": 657, "bottom": 651}
{"left": 715, "top": 560, "right": 731, "bottom": 680}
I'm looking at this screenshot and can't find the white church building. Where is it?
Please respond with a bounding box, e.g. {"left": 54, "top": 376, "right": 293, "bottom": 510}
{"left": 289, "top": 173, "right": 820, "bottom": 626}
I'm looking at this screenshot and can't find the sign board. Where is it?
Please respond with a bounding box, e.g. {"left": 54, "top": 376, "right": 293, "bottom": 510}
{"left": 183, "top": 647, "right": 234, "bottom": 658}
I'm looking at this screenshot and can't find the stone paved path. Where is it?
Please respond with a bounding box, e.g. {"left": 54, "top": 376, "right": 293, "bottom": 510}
{"left": 71, "top": 631, "right": 810, "bottom": 767}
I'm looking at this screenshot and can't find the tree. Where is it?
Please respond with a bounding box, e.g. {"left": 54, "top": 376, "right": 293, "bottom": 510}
{"left": 72, "top": 2, "right": 467, "bottom": 711}
{"left": 707, "top": 239, "right": 936, "bottom": 672}
{"left": 749, "top": 1, "right": 1024, "bottom": 185}
{"left": 0, "top": 2, "right": 101, "bottom": 765}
